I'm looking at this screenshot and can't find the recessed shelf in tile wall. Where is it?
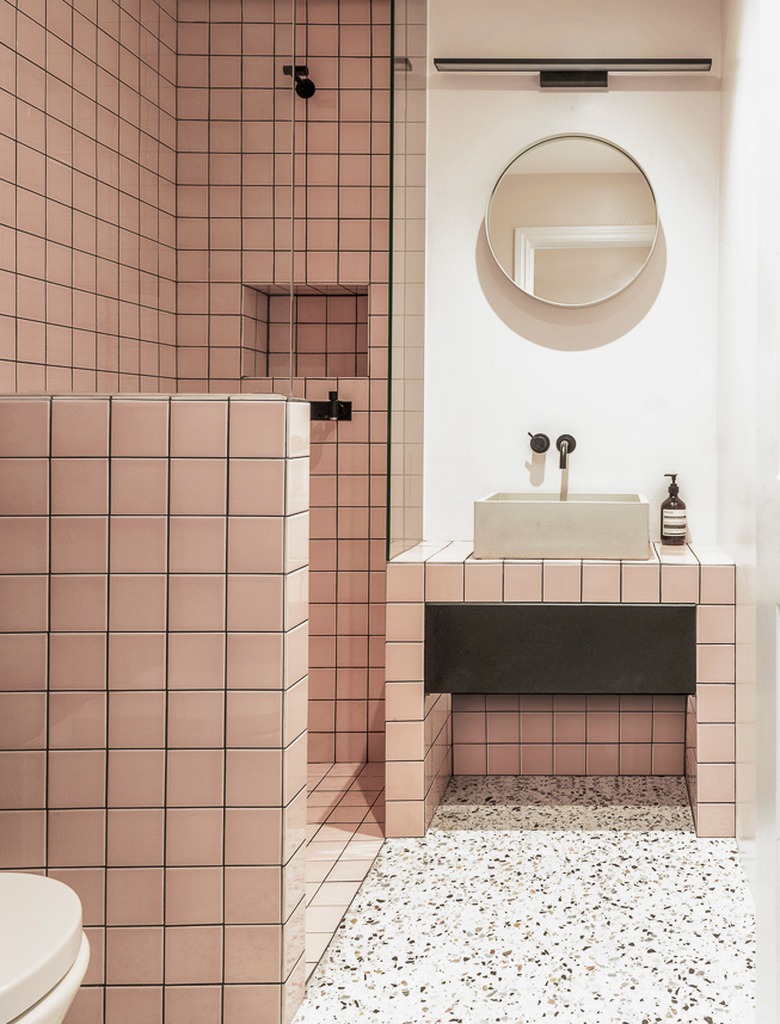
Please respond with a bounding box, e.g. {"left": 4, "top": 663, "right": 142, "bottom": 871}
{"left": 242, "top": 283, "right": 369, "bottom": 379}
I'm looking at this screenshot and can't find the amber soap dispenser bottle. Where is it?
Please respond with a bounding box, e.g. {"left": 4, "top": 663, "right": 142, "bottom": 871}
{"left": 660, "top": 473, "right": 687, "bottom": 546}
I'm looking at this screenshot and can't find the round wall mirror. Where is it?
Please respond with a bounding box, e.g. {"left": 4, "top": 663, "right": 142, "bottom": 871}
{"left": 486, "top": 134, "right": 659, "bottom": 308}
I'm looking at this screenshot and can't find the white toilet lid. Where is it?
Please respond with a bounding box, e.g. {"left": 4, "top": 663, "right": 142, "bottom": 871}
{"left": 0, "top": 873, "right": 83, "bottom": 1024}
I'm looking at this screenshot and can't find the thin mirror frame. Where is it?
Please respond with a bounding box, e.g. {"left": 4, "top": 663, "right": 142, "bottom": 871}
{"left": 485, "top": 133, "right": 660, "bottom": 308}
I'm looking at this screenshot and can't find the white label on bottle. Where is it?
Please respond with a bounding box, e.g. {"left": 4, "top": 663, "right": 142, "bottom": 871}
{"left": 662, "top": 509, "right": 687, "bottom": 536}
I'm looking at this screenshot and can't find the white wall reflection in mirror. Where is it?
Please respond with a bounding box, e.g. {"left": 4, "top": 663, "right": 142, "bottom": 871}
{"left": 486, "top": 134, "right": 658, "bottom": 307}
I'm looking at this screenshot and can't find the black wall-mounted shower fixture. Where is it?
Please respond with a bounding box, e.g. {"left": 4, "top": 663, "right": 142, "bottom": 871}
{"left": 310, "top": 391, "right": 352, "bottom": 422}
{"left": 283, "top": 64, "right": 316, "bottom": 98}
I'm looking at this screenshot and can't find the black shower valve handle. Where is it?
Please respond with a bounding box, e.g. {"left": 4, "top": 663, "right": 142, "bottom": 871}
{"left": 528, "top": 432, "right": 551, "bottom": 454}
{"left": 310, "top": 390, "right": 352, "bottom": 422}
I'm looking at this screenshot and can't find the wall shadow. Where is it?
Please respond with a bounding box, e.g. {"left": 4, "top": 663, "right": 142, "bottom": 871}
{"left": 476, "top": 220, "right": 667, "bottom": 351}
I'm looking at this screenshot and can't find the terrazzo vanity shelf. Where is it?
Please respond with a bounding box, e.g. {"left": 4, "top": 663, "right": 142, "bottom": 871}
{"left": 384, "top": 542, "right": 736, "bottom": 840}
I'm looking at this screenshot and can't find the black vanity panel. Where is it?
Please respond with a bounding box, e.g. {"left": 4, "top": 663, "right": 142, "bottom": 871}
{"left": 424, "top": 603, "right": 696, "bottom": 695}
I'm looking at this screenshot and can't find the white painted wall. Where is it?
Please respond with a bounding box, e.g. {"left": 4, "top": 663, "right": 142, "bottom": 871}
{"left": 719, "top": 0, "right": 780, "bottom": 1017}
{"left": 718, "top": 0, "right": 758, "bottom": 874}
{"left": 424, "top": 0, "right": 721, "bottom": 543}
{"left": 421, "top": 0, "right": 780, "bottom": 1012}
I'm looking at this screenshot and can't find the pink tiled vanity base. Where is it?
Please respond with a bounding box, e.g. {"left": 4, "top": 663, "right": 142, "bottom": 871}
{"left": 384, "top": 543, "right": 736, "bottom": 840}
{"left": 452, "top": 694, "right": 686, "bottom": 777}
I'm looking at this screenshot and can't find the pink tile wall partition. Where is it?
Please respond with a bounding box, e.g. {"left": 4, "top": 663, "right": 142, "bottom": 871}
{"left": 0, "top": 394, "right": 310, "bottom": 1024}
{"left": 385, "top": 544, "right": 737, "bottom": 839}
{"left": 0, "top": 0, "right": 177, "bottom": 393}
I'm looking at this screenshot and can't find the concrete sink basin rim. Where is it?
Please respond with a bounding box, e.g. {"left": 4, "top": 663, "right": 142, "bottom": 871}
{"left": 473, "top": 491, "right": 650, "bottom": 560}
{"left": 480, "top": 492, "right": 647, "bottom": 505}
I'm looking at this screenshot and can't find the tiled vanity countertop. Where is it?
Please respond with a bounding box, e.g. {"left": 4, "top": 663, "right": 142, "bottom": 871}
{"left": 388, "top": 540, "right": 735, "bottom": 604}
{"left": 384, "top": 542, "right": 736, "bottom": 839}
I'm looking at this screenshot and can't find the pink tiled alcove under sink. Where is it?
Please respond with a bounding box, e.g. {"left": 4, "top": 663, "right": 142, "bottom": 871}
{"left": 384, "top": 541, "right": 736, "bottom": 840}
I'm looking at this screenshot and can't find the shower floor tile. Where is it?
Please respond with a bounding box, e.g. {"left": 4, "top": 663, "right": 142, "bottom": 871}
{"left": 294, "top": 775, "right": 755, "bottom": 1023}
{"left": 305, "top": 762, "right": 385, "bottom": 978}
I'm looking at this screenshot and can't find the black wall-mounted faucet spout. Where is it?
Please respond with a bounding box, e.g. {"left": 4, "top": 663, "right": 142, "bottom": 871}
{"left": 556, "top": 434, "right": 576, "bottom": 469}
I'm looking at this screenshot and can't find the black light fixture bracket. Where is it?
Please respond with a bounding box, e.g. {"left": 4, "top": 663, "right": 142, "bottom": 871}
{"left": 310, "top": 391, "right": 352, "bottom": 422}
{"left": 540, "top": 70, "right": 608, "bottom": 88}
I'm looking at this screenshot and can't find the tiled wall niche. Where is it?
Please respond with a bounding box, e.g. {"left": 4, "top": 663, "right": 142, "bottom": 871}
{"left": 0, "top": 0, "right": 178, "bottom": 393}
{"left": 242, "top": 284, "right": 368, "bottom": 379}
{"left": 385, "top": 543, "right": 737, "bottom": 840}
{"left": 0, "top": 393, "right": 310, "bottom": 1024}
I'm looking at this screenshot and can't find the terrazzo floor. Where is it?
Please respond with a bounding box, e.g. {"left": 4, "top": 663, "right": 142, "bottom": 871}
{"left": 294, "top": 775, "right": 755, "bottom": 1024}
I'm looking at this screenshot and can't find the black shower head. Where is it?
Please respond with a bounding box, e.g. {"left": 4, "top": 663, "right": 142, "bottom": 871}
{"left": 283, "top": 64, "right": 316, "bottom": 99}
{"left": 295, "top": 74, "right": 316, "bottom": 99}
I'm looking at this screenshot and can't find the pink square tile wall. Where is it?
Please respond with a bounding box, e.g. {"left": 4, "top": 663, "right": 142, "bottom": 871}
{"left": 0, "top": 395, "right": 308, "bottom": 1023}
{"left": 176, "top": 0, "right": 391, "bottom": 772}
{"left": 176, "top": 0, "right": 390, "bottom": 394}
{"left": 385, "top": 545, "right": 737, "bottom": 840}
{"left": 242, "top": 285, "right": 388, "bottom": 768}
{"left": 1, "top": 0, "right": 177, "bottom": 394}
{"left": 240, "top": 286, "right": 271, "bottom": 378}
{"left": 451, "top": 694, "right": 686, "bottom": 778}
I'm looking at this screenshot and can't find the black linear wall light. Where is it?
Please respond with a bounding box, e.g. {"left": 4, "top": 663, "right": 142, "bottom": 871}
{"left": 433, "top": 57, "right": 712, "bottom": 88}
